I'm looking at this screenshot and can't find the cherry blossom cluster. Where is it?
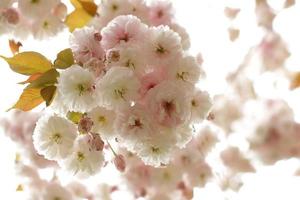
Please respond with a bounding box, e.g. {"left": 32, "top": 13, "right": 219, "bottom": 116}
{"left": 31, "top": 0, "right": 212, "bottom": 177}
{"left": 0, "top": 111, "right": 56, "bottom": 168}
{"left": 91, "top": 0, "right": 191, "bottom": 50}
{"left": 120, "top": 125, "right": 218, "bottom": 199}
{"left": 236, "top": 99, "right": 300, "bottom": 164}
{"left": 14, "top": 162, "right": 116, "bottom": 200}
{"left": 0, "top": 0, "right": 66, "bottom": 39}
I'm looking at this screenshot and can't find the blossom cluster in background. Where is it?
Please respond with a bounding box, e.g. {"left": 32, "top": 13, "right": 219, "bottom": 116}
{"left": 0, "top": 0, "right": 66, "bottom": 39}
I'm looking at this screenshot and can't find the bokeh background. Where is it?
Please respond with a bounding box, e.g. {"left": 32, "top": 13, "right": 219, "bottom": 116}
{"left": 1, "top": 0, "right": 300, "bottom": 199}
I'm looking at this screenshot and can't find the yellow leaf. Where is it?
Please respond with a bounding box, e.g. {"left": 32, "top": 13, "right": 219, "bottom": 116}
{"left": 18, "top": 73, "right": 42, "bottom": 84}
{"left": 54, "top": 48, "right": 74, "bottom": 69}
{"left": 67, "top": 111, "right": 83, "bottom": 124}
{"left": 65, "top": 8, "right": 92, "bottom": 32}
{"left": 290, "top": 72, "right": 300, "bottom": 89}
{"left": 10, "top": 88, "right": 44, "bottom": 111}
{"left": 1, "top": 52, "right": 52, "bottom": 75}
{"left": 71, "top": 0, "right": 97, "bottom": 16}
{"left": 26, "top": 69, "right": 59, "bottom": 89}
{"left": 41, "top": 86, "right": 57, "bottom": 106}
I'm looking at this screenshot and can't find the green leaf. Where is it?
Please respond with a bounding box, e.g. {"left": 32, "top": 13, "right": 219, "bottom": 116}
{"left": 9, "top": 88, "right": 44, "bottom": 111}
{"left": 67, "top": 111, "right": 83, "bottom": 124}
{"left": 65, "top": 8, "right": 93, "bottom": 32}
{"left": 41, "top": 86, "right": 57, "bottom": 106}
{"left": 54, "top": 48, "right": 75, "bottom": 69}
{"left": 26, "top": 69, "right": 59, "bottom": 89}
{"left": 1, "top": 52, "right": 52, "bottom": 75}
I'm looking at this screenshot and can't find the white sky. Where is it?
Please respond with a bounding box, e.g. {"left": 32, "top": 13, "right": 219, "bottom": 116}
{"left": 1, "top": 0, "right": 300, "bottom": 199}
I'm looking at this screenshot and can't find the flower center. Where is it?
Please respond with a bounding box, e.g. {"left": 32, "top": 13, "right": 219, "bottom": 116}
{"left": 129, "top": 117, "right": 143, "bottom": 129}
{"left": 114, "top": 88, "right": 126, "bottom": 100}
{"left": 98, "top": 116, "right": 106, "bottom": 124}
{"left": 43, "top": 21, "right": 49, "bottom": 29}
{"left": 31, "top": 0, "right": 39, "bottom": 4}
{"left": 162, "top": 100, "right": 175, "bottom": 117}
{"left": 156, "top": 44, "right": 168, "bottom": 55}
{"left": 157, "top": 10, "right": 164, "bottom": 18}
{"left": 111, "top": 4, "right": 119, "bottom": 11}
{"left": 77, "top": 152, "right": 85, "bottom": 162}
{"left": 119, "top": 33, "right": 130, "bottom": 42}
{"left": 176, "top": 71, "right": 188, "bottom": 81}
{"left": 191, "top": 99, "right": 197, "bottom": 107}
{"left": 125, "top": 59, "right": 135, "bottom": 69}
{"left": 51, "top": 133, "right": 62, "bottom": 144}
{"left": 77, "top": 84, "right": 88, "bottom": 96}
{"left": 151, "top": 146, "right": 160, "bottom": 153}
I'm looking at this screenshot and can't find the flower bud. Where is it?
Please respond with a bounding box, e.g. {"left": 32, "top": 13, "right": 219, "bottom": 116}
{"left": 78, "top": 116, "right": 94, "bottom": 134}
{"left": 113, "top": 154, "right": 126, "bottom": 172}
{"left": 87, "top": 133, "right": 104, "bottom": 151}
{"left": 3, "top": 8, "right": 19, "bottom": 25}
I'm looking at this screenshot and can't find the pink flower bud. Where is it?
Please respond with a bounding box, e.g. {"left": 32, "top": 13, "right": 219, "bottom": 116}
{"left": 87, "top": 133, "right": 104, "bottom": 151}
{"left": 94, "top": 32, "right": 102, "bottom": 41}
{"left": 78, "top": 116, "right": 94, "bottom": 134}
{"left": 3, "top": 8, "right": 19, "bottom": 25}
{"left": 114, "top": 154, "right": 126, "bottom": 172}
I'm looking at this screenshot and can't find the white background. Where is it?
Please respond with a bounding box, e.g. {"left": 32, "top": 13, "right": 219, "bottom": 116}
{"left": 1, "top": 0, "right": 300, "bottom": 199}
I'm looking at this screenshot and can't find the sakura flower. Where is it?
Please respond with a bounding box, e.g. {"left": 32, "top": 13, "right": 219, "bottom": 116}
{"left": 135, "top": 130, "right": 176, "bottom": 167}
{"left": 106, "top": 46, "right": 147, "bottom": 76}
{"left": 101, "top": 15, "right": 147, "bottom": 50}
{"left": 258, "top": 32, "right": 290, "bottom": 70}
{"left": 115, "top": 105, "right": 156, "bottom": 150}
{"left": 138, "top": 67, "right": 166, "bottom": 98}
{"left": 41, "top": 182, "right": 73, "bottom": 200}
{"left": 145, "top": 25, "right": 182, "bottom": 66}
{"left": 124, "top": 162, "right": 151, "bottom": 197}
{"left": 49, "top": 91, "right": 69, "bottom": 115}
{"left": 32, "top": 114, "right": 77, "bottom": 160}
{"left": 98, "top": 0, "right": 131, "bottom": 22}
{"left": 169, "top": 23, "right": 190, "bottom": 50}
{"left": 87, "top": 107, "right": 116, "bottom": 140}
{"left": 2, "top": 8, "right": 20, "bottom": 25}
{"left": 18, "top": 0, "right": 59, "bottom": 19}
{"left": 96, "top": 67, "right": 140, "bottom": 109}
{"left": 128, "top": 0, "right": 149, "bottom": 23}
{"left": 148, "top": 0, "right": 174, "bottom": 26}
{"left": 190, "top": 90, "right": 212, "bottom": 123}
{"left": 220, "top": 147, "right": 255, "bottom": 173}
{"left": 184, "top": 161, "right": 212, "bottom": 187}
{"left": 167, "top": 55, "right": 203, "bottom": 87}
{"left": 191, "top": 126, "right": 219, "bottom": 156}
{"left": 32, "top": 14, "right": 64, "bottom": 39}
{"left": 70, "top": 27, "right": 105, "bottom": 65}
{"left": 57, "top": 65, "right": 98, "bottom": 112}
{"left": 62, "top": 135, "right": 104, "bottom": 177}
{"left": 83, "top": 57, "right": 106, "bottom": 77}
{"left": 151, "top": 164, "right": 182, "bottom": 192}
{"left": 145, "top": 81, "right": 190, "bottom": 127}
{"left": 175, "top": 124, "right": 193, "bottom": 149}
